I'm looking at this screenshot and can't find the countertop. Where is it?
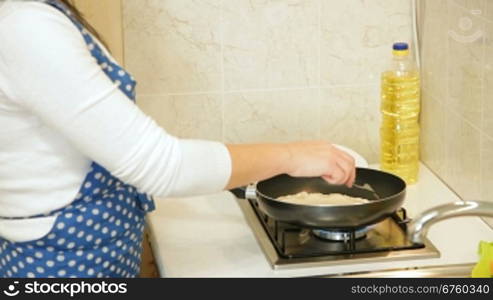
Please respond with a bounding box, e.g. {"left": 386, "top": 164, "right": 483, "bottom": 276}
{"left": 146, "top": 163, "right": 493, "bottom": 277}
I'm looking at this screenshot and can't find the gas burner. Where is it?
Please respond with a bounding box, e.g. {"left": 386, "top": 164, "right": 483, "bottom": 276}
{"left": 312, "top": 227, "right": 370, "bottom": 241}
{"left": 233, "top": 192, "right": 441, "bottom": 270}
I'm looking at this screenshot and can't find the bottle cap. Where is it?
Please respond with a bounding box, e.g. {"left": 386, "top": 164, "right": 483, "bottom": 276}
{"left": 392, "top": 42, "right": 409, "bottom": 56}
{"left": 393, "top": 42, "right": 409, "bottom": 50}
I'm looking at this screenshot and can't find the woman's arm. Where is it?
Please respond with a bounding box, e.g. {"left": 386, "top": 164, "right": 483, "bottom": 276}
{"left": 226, "top": 141, "right": 356, "bottom": 189}
{"left": 0, "top": 2, "right": 355, "bottom": 199}
{"left": 0, "top": 2, "right": 231, "bottom": 198}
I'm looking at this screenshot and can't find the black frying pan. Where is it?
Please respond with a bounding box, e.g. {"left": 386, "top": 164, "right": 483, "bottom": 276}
{"left": 242, "top": 168, "right": 406, "bottom": 230}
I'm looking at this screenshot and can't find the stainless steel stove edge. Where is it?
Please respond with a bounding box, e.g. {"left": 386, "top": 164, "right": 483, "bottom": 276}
{"left": 322, "top": 263, "right": 474, "bottom": 278}
{"left": 237, "top": 198, "right": 440, "bottom": 272}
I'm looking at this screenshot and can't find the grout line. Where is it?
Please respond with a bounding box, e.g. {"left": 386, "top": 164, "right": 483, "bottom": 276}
{"left": 422, "top": 87, "right": 441, "bottom": 105}
{"left": 482, "top": 130, "right": 493, "bottom": 141}
{"left": 479, "top": 8, "right": 487, "bottom": 201}
{"left": 482, "top": 130, "right": 493, "bottom": 144}
{"left": 220, "top": 0, "right": 225, "bottom": 142}
{"left": 317, "top": 0, "right": 322, "bottom": 140}
{"left": 480, "top": 132, "right": 484, "bottom": 201}
{"left": 442, "top": 0, "right": 451, "bottom": 181}
{"left": 438, "top": 1, "right": 484, "bottom": 136}
{"left": 441, "top": 99, "right": 493, "bottom": 141}
{"left": 444, "top": 102, "right": 482, "bottom": 135}
{"left": 420, "top": 160, "right": 469, "bottom": 202}
{"left": 120, "top": 0, "right": 126, "bottom": 67}
{"left": 223, "top": 86, "right": 318, "bottom": 93}
{"left": 138, "top": 83, "right": 377, "bottom": 98}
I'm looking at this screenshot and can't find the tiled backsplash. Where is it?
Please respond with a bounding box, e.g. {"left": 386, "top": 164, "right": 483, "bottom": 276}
{"left": 420, "top": 0, "right": 493, "bottom": 227}
{"left": 123, "top": 0, "right": 412, "bottom": 163}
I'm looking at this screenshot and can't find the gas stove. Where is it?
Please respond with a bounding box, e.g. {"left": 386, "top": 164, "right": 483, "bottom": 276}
{"left": 234, "top": 191, "right": 440, "bottom": 270}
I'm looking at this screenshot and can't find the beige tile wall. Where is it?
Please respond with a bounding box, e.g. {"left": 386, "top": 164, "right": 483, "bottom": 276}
{"left": 420, "top": 0, "right": 493, "bottom": 227}
{"left": 122, "top": 0, "right": 412, "bottom": 163}
{"left": 74, "top": 0, "right": 124, "bottom": 64}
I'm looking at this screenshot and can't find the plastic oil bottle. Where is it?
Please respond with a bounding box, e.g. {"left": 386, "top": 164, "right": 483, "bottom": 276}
{"left": 380, "top": 42, "right": 420, "bottom": 184}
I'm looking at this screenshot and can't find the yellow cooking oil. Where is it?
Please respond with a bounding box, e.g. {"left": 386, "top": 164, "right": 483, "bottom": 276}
{"left": 380, "top": 42, "right": 420, "bottom": 184}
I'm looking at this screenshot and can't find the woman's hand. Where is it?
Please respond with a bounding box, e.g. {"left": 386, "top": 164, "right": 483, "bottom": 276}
{"left": 285, "top": 141, "right": 356, "bottom": 187}
{"left": 225, "top": 141, "right": 356, "bottom": 189}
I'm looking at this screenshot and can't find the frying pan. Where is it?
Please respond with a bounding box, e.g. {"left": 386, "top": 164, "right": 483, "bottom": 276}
{"left": 242, "top": 168, "right": 406, "bottom": 230}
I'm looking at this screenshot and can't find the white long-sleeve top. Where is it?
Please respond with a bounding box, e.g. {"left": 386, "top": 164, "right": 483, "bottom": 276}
{"left": 0, "top": 0, "right": 232, "bottom": 241}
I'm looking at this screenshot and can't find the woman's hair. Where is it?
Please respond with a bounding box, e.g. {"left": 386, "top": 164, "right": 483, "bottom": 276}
{"left": 59, "top": 0, "right": 108, "bottom": 49}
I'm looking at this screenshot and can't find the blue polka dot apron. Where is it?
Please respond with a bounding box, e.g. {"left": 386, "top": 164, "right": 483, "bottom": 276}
{"left": 0, "top": 0, "right": 155, "bottom": 278}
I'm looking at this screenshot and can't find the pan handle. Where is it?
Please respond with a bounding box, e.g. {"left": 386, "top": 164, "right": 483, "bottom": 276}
{"left": 230, "top": 183, "right": 258, "bottom": 200}
{"left": 245, "top": 183, "right": 258, "bottom": 200}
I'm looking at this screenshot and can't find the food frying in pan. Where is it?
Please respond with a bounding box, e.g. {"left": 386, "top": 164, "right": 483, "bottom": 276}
{"left": 277, "top": 192, "right": 370, "bottom": 206}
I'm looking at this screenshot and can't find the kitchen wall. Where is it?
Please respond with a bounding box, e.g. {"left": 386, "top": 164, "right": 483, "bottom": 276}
{"left": 74, "top": 0, "right": 124, "bottom": 64}
{"left": 420, "top": 0, "right": 493, "bottom": 227}
{"left": 122, "top": 0, "right": 412, "bottom": 163}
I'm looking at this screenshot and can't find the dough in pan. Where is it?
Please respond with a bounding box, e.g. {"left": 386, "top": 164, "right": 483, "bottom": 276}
{"left": 278, "top": 191, "right": 370, "bottom": 206}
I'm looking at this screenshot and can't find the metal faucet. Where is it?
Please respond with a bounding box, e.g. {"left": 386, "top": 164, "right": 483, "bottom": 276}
{"left": 408, "top": 201, "right": 493, "bottom": 244}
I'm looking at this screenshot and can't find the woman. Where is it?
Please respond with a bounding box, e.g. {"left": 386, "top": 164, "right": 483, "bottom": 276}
{"left": 0, "top": 0, "right": 356, "bottom": 278}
